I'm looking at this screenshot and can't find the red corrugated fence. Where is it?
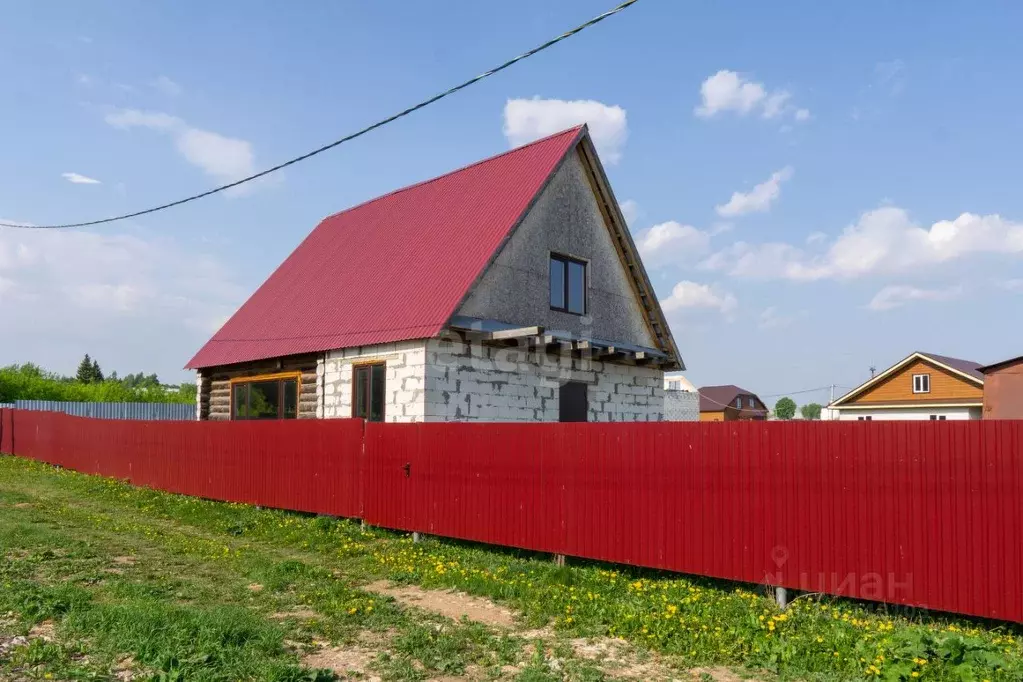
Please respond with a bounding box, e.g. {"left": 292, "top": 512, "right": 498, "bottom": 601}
{"left": 2, "top": 408, "right": 1021, "bottom": 623}
{"left": 0, "top": 409, "right": 364, "bottom": 518}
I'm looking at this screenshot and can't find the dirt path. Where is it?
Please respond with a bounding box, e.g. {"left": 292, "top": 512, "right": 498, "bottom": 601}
{"left": 364, "top": 580, "right": 518, "bottom": 628}
{"left": 361, "top": 580, "right": 763, "bottom": 681}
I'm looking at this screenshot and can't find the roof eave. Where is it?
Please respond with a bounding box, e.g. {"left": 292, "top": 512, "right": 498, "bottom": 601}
{"left": 573, "top": 133, "right": 684, "bottom": 370}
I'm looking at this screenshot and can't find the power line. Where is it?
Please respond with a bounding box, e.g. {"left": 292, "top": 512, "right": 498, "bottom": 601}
{"left": 1, "top": 0, "right": 639, "bottom": 231}
{"left": 694, "top": 386, "right": 837, "bottom": 411}
{"left": 759, "top": 386, "right": 834, "bottom": 399}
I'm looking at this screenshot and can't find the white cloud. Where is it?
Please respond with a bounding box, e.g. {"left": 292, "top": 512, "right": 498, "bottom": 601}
{"left": 619, "top": 199, "right": 641, "bottom": 226}
{"left": 105, "top": 109, "right": 180, "bottom": 131}
{"left": 151, "top": 75, "right": 183, "bottom": 97}
{"left": 715, "top": 167, "right": 793, "bottom": 217}
{"left": 868, "top": 285, "right": 963, "bottom": 311}
{"left": 758, "top": 306, "right": 806, "bottom": 330}
{"left": 503, "top": 97, "right": 628, "bottom": 164}
{"left": 660, "top": 280, "right": 737, "bottom": 317}
{"left": 758, "top": 306, "right": 784, "bottom": 329}
{"left": 703, "top": 206, "right": 1023, "bottom": 280}
{"left": 695, "top": 70, "right": 809, "bottom": 121}
{"left": 762, "top": 91, "right": 792, "bottom": 119}
{"left": 635, "top": 221, "right": 711, "bottom": 266}
{"left": 175, "top": 128, "right": 255, "bottom": 186}
{"left": 105, "top": 108, "right": 259, "bottom": 189}
{"left": 1000, "top": 278, "right": 1023, "bottom": 291}
{"left": 0, "top": 227, "right": 243, "bottom": 379}
{"left": 875, "top": 59, "right": 906, "bottom": 95}
{"left": 62, "top": 172, "right": 102, "bottom": 185}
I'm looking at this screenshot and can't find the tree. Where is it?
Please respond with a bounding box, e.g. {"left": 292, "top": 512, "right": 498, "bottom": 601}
{"left": 177, "top": 383, "right": 197, "bottom": 401}
{"left": 774, "top": 397, "right": 797, "bottom": 420}
{"left": 800, "top": 403, "right": 823, "bottom": 420}
{"left": 91, "top": 359, "right": 104, "bottom": 383}
{"left": 76, "top": 354, "right": 95, "bottom": 383}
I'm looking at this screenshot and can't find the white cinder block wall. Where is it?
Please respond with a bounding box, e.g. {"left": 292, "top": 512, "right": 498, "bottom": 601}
{"left": 316, "top": 337, "right": 665, "bottom": 422}
{"left": 423, "top": 337, "right": 664, "bottom": 422}
{"left": 318, "top": 340, "right": 428, "bottom": 422}
{"left": 315, "top": 337, "right": 665, "bottom": 422}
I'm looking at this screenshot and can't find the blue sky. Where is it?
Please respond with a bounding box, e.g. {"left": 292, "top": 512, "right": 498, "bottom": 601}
{"left": 1, "top": 0, "right": 1021, "bottom": 406}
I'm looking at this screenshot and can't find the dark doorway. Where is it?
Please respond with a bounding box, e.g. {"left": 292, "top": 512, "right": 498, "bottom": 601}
{"left": 559, "top": 381, "right": 589, "bottom": 422}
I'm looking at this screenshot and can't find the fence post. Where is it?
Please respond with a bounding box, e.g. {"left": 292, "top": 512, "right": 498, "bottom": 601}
{"left": 775, "top": 586, "right": 789, "bottom": 610}
{"left": 412, "top": 531, "right": 421, "bottom": 543}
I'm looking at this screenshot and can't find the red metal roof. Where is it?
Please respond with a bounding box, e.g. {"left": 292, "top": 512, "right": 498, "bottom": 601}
{"left": 187, "top": 126, "right": 584, "bottom": 369}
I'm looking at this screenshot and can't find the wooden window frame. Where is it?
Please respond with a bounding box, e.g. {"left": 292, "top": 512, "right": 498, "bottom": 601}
{"left": 351, "top": 361, "right": 387, "bottom": 422}
{"left": 549, "top": 253, "right": 587, "bottom": 315}
{"left": 912, "top": 373, "right": 931, "bottom": 394}
{"left": 229, "top": 371, "right": 301, "bottom": 420}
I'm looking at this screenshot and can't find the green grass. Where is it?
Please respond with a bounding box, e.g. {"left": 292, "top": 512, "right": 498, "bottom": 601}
{"left": 2, "top": 454, "right": 1022, "bottom": 681}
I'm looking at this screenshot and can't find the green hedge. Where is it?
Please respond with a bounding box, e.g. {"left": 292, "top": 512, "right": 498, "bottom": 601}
{"left": 0, "top": 364, "right": 195, "bottom": 404}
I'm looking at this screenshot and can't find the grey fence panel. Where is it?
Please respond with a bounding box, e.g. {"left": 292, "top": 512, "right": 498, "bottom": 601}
{"left": 13, "top": 400, "right": 196, "bottom": 421}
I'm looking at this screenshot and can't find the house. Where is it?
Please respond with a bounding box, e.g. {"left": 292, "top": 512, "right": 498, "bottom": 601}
{"left": 186, "top": 126, "right": 682, "bottom": 423}
{"left": 697, "top": 385, "right": 768, "bottom": 421}
{"left": 979, "top": 355, "right": 1023, "bottom": 419}
{"left": 663, "top": 374, "right": 699, "bottom": 421}
{"left": 828, "top": 351, "right": 984, "bottom": 421}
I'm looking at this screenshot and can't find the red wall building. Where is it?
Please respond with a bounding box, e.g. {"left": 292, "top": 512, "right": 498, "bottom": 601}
{"left": 980, "top": 355, "right": 1023, "bottom": 419}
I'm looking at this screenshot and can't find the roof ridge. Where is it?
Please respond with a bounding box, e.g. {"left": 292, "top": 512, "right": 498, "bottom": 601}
{"left": 318, "top": 125, "right": 586, "bottom": 224}
{"left": 917, "top": 350, "right": 980, "bottom": 364}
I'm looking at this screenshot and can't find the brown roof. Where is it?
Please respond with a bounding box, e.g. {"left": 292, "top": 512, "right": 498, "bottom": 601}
{"left": 698, "top": 385, "right": 766, "bottom": 414}
{"left": 979, "top": 355, "right": 1023, "bottom": 374}
{"left": 919, "top": 352, "right": 985, "bottom": 381}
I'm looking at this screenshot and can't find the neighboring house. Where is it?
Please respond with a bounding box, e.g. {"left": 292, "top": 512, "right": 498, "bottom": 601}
{"left": 187, "top": 126, "right": 682, "bottom": 423}
{"left": 663, "top": 374, "right": 696, "bottom": 393}
{"left": 828, "top": 351, "right": 984, "bottom": 421}
{"left": 979, "top": 355, "right": 1023, "bottom": 419}
{"left": 663, "top": 374, "right": 699, "bottom": 421}
{"left": 698, "top": 385, "right": 768, "bottom": 421}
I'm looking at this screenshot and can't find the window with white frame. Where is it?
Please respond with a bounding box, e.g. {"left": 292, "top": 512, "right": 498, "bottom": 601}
{"left": 668, "top": 380, "right": 681, "bottom": 390}
{"left": 735, "top": 397, "right": 742, "bottom": 408}
{"left": 912, "top": 373, "right": 930, "bottom": 394}
{"left": 748, "top": 397, "right": 755, "bottom": 408}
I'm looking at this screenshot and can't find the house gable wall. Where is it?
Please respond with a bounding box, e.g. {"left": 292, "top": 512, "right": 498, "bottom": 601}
{"left": 456, "top": 150, "right": 656, "bottom": 349}
{"left": 846, "top": 358, "right": 982, "bottom": 405}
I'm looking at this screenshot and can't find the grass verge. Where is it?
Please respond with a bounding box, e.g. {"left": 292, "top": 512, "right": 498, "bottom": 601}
{"left": 1, "top": 454, "right": 1021, "bottom": 681}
